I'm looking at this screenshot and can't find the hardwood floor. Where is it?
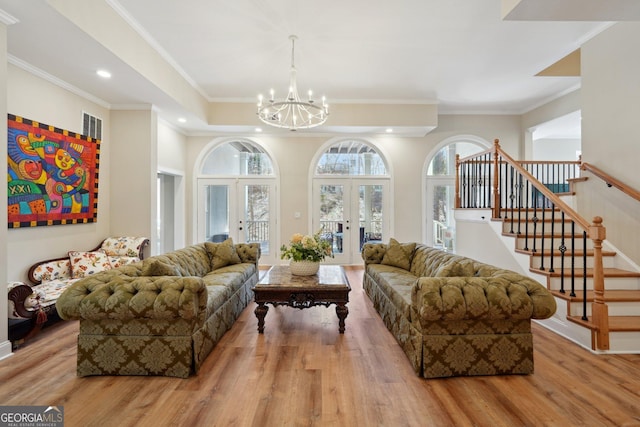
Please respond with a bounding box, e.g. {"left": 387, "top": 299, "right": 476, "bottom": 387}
{"left": 1, "top": 268, "right": 639, "bottom": 427}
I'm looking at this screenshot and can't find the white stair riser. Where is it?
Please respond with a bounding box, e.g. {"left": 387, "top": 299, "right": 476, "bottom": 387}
{"left": 529, "top": 256, "right": 616, "bottom": 269}
{"left": 546, "top": 276, "right": 640, "bottom": 291}
{"left": 515, "top": 237, "right": 594, "bottom": 250}
{"left": 568, "top": 301, "right": 640, "bottom": 317}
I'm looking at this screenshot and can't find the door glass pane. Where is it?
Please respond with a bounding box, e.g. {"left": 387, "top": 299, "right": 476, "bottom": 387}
{"left": 205, "top": 185, "right": 230, "bottom": 242}
{"left": 433, "top": 184, "right": 455, "bottom": 252}
{"left": 319, "top": 184, "right": 344, "bottom": 255}
{"left": 243, "top": 184, "right": 270, "bottom": 255}
{"left": 359, "top": 184, "right": 383, "bottom": 250}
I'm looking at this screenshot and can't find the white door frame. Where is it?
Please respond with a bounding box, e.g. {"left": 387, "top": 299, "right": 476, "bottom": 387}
{"left": 197, "top": 177, "right": 277, "bottom": 264}
{"left": 313, "top": 178, "right": 389, "bottom": 264}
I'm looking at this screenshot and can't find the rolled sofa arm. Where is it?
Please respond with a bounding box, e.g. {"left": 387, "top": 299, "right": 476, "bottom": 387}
{"left": 236, "top": 243, "right": 261, "bottom": 267}
{"left": 412, "top": 276, "right": 556, "bottom": 323}
{"left": 361, "top": 243, "right": 387, "bottom": 265}
{"left": 56, "top": 274, "right": 206, "bottom": 321}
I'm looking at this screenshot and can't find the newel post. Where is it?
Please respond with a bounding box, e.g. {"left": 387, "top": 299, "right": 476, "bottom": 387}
{"left": 492, "top": 139, "right": 501, "bottom": 218}
{"left": 589, "top": 216, "right": 609, "bottom": 350}
{"left": 455, "top": 154, "right": 461, "bottom": 208}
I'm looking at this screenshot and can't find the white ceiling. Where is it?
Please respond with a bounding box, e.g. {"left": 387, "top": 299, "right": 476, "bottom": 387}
{"left": 0, "top": 0, "right": 637, "bottom": 134}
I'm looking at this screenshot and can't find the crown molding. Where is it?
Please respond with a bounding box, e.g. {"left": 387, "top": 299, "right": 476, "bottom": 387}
{"left": 8, "top": 55, "right": 111, "bottom": 109}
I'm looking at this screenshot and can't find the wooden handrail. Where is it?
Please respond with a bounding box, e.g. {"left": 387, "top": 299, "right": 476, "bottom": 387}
{"left": 495, "top": 143, "right": 591, "bottom": 231}
{"left": 455, "top": 139, "right": 610, "bottom": 350}
{"left": 581, "top": 162, "right": 640, "bottom": 203}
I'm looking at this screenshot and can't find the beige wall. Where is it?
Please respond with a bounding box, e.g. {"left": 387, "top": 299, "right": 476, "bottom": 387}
{"left": 5, "top": 65, "right": 112, "bottom": 283}
{"left": 184, "top": 114, "right": 521, "bottom": 258}
{"left": 579, "top": 22, "right": 640, "bottom": 265}
{"left": 0, "top": 23, "right": 9, "bottom": 357}
{"left": 109, "top": 109, "right": 157, "bottom": 254}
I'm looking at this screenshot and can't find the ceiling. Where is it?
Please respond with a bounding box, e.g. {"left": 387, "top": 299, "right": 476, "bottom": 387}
{"left": 0, "top": 0, "right": 637, "bottom": 135}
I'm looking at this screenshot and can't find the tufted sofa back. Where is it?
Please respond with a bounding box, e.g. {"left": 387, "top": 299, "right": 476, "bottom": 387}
{"left": 151, "top": 244, "right": 211, "bottom": 277}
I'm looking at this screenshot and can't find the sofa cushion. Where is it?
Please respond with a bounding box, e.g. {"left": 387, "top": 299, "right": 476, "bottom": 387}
{"left": 69, "top": 250, "right": 113, "bottom": 279}
{"left": 381, "top": 239, "right": 416, "bottom": 271}
{"left": 141, "top": 259, "right": 182, "bottom": 276}
{"left": 366, "top": 264, "right": 417, "bottom": 320}
{"left": 205, "top": 239, "right": 242, "bottom": 270}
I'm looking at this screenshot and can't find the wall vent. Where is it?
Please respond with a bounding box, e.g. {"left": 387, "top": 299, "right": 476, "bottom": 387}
{"left": 82, "top": 112, "right": 102, "bottom": 140}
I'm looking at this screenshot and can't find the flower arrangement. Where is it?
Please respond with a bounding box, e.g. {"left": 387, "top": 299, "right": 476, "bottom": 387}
{"left": 280, "top": 231, "right": 333, "bottom": 262}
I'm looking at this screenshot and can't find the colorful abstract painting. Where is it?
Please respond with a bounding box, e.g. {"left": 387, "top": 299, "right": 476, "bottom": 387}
{"left": 7, "top": 114, "right": 100, "bottom": 228}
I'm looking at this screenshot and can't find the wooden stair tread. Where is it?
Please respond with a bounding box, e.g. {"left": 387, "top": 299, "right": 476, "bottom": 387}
{"left": 551, "top": 289, "right": 640, "bottom": 302}
{"left": 516, "top": 248, "right": 616, "bottom": 257}
{"left": 567, "top": 315, "right": 640, "bottom": 332}
{"left": 530, "top": 267, "right": 640, "bottom": 278}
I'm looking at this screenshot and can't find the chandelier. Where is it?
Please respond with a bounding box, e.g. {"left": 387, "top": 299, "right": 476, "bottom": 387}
{"left": 257, "top": 35, "right": 328, "bottom": 131}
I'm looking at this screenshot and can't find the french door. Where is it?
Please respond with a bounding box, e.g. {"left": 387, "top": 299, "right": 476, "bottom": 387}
{"left": 197, "top": 178, "right": 277, "bottom": 264}
{"left": 426, "top": 177, "right": 456, "bottom": 252}
{"left": 313, "top": 179, "right": 389, "bottom": 264}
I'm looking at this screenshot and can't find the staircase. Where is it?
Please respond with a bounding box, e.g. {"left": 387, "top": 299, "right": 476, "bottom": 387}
{"left": 495, "top": 207, "right": 640, "bottom": 352}
{"left": 455, "top": 139, "right": 640, "bottom": 353}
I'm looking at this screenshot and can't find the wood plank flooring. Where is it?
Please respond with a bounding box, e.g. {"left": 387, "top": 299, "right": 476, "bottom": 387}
{"left": 1, "top": 267, "right": 639, "bottom": 427}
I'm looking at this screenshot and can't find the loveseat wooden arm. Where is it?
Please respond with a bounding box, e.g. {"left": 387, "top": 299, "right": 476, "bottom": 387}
{"left": 411, "top": 276, "right": 557, "bottom": 324}
{"left": 8, "top": 284, "right": 38, "bottom": 319}
{"left": 56, "top": 275, "right": 207, "bottom": 321}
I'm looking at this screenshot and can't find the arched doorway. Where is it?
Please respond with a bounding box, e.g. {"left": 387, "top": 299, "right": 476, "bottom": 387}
{"left": 196, "top": 139, "right": 278, "bottom": 264}
{"left": 312, "top": 139, "right": 391, "bottom": 264}
{"left": 425, "top": 136, "right": 489, "bottom": 252}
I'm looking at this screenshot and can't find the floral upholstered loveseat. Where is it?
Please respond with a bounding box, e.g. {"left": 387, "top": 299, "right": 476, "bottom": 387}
{"left": 362, "top": 239, "right": 557, "bottom": 379}
{"left": 8, "top": 237, "right": 149, "bottom": 347}
{"left": 56, "top": 240, "right": 260, "bottom": 378}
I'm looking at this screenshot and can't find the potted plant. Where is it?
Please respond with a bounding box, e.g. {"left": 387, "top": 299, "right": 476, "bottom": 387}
{"left": 280, "top": 231, "right": 333, "bottom": 275}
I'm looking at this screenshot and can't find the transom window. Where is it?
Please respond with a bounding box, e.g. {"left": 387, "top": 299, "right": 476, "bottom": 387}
{"left": 316, "top": 140, "right": 387, "bottom": 176}
{"left": 201, "top": 140, "right": 273, "bottom": 176}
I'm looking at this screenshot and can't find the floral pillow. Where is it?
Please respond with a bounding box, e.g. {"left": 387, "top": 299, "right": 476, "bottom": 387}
{"left": 101, "top": 236, "right": 147, "bottom": 257}
{"left": 68, "top": 250, "right": 113, "bottom": 279}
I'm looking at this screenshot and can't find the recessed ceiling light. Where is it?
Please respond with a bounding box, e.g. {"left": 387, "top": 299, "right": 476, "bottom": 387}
{"left": 177, "top": 117, "right": 187, "bottom": 123}
{"left": 385, "top": 128, "right": 393, "bottom": 133}
{"left": 255, "top": 127, "right": 263, "bottom": 132}
{"left": 96, "top": 69, "right": 111, "bottom": 79}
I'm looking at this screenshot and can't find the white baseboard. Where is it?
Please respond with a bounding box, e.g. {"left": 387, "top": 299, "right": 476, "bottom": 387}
{"left": 0, "top": 340, "right": 13, "bottom": 361}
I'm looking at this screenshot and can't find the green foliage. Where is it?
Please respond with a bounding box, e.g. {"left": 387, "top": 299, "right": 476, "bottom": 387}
{"left": 280, "top": 231, "right": 334, "bottom": 262}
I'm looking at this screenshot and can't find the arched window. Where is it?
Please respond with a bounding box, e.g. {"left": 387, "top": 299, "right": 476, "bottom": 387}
{"left": 312, "top": 139, "right": 390, "bottom": 265}
{"left": 425, "top": 137, "right": 488, "bottom": 251}
{"left": 315, "top": 140, "right": 387, "bottom": 176}
{"left": 201, "top": 140, "right": 273, "bottom": 176}
{"left": 196, "top": 139, "right": 277, "bottom": 264}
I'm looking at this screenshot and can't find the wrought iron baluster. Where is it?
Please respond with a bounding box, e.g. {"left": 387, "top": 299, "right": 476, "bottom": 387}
{"left": 559, "top": 212, "right": 566, "bottom": 294}
{"left": 540, "top": 201, "right": 546, "bottom": 270}
{"left": 570, "top": 221, "right": 576, "bottom": 297}
{"left": 549, "top": 202, "right": 555, "bottom": 273}
{"left": 582, "top": 230, "right": 588, "bottom": 321}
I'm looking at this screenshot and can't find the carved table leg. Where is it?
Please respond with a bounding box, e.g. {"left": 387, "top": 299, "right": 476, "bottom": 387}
{"left": 335, "top": 303, "right": 349, "bottom": 334}
{"left": 254, "top": 303, "right": 268, "bottom": 333}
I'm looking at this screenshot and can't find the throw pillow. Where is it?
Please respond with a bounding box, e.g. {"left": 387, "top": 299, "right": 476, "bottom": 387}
{"left": 380, "top": 238, "right": 416, "bottom": 271}
{"left": 68, "top": 250, "right": 113, "bottom": 279}
{"left": 141, "top": 259, "right": 181, "bottom": 276}
{"left": 205, "top": 238, "right": 242, "bottom": 270}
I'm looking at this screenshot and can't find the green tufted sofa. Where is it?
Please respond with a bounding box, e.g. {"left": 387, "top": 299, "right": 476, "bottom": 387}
{"left": 362, "top": 240, "right": 556, "bottom": 379}
{"left": 56, "top": 240, "right": 260, "bottom": 378}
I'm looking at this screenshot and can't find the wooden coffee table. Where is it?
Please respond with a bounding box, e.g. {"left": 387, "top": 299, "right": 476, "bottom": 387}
{"left": 252, "top": 265, "right": 351, "bottom": 334}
